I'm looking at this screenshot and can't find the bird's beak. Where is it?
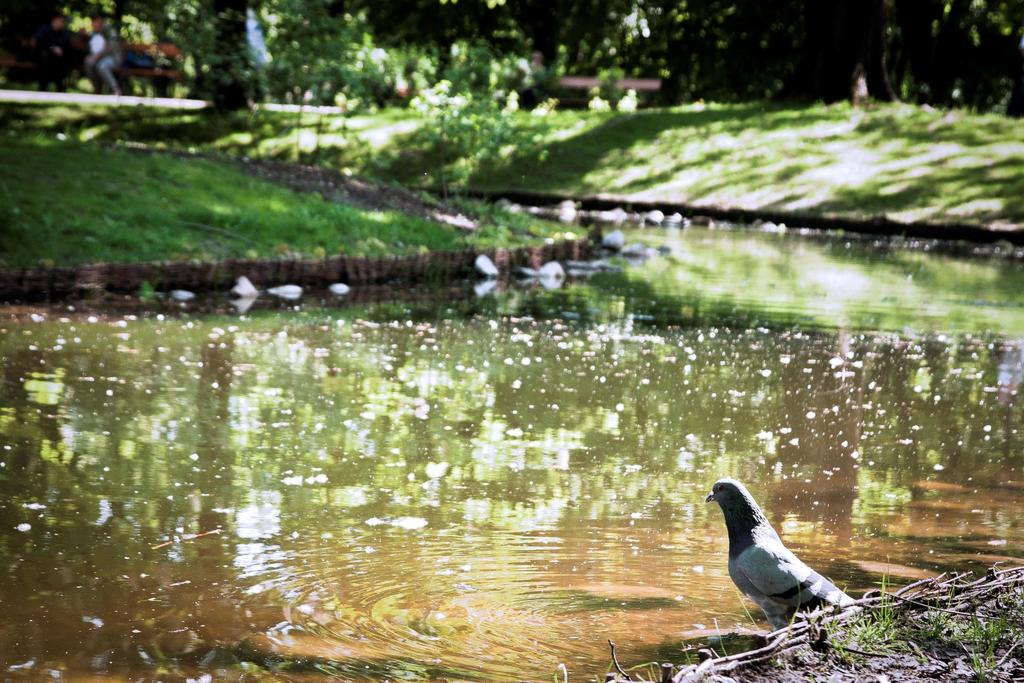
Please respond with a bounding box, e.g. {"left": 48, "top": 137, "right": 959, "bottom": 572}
{"left": 705, "top": 492, "right": 715, "bottom": 504}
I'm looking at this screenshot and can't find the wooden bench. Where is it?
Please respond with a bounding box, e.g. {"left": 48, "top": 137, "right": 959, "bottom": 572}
{"left": 554, "top": 75, "right": 661, "bottom": 108}
{"left": 557, "top": 76, "right": 662, "bottom": 93}
{"left": 0, "top": 54, "right": 40, "bottom": 71}
{"left": 0, "top": 42, "right": 184, "bottom": 96}
{"left": 115, "top": 42, "right": 184, "bottom": 96}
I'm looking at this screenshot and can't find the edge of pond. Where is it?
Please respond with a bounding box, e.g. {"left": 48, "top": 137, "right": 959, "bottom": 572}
{"left": 605, "top": 565, "right": 1024, "bottom": 683}
{"left": 0, "top": 236, "right": 595, "bottom": 301}
{"left": 458, "top": 188, "right": 1024, "bottom": 247}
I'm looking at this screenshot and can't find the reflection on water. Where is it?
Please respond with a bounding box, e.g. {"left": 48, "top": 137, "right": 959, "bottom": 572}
{"left": 1, "top": 227, "right": 1023, "bottom": 681}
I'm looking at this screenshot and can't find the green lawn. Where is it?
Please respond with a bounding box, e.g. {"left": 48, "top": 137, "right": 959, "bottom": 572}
{"left": 0, "top": 133, "right": 569, "bottom": 268}
{"left": 471, "top": 102, "right": 1024, "bottom": 229}
{"left": 3, "top": 99, "right": 1023, "bottom": 245}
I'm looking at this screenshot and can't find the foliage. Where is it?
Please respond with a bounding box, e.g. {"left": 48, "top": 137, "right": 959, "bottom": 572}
{"left": 408, "top": 41, "right": 534, "bottom": 191}
{"left": 597, "top": 66, "right": 626, "bottom": 103}
{"left": 261, "top": 0, "right": 394, "bottom": 108}
{"left": 3, "top": 1, "right": 1021, "bottom": 110}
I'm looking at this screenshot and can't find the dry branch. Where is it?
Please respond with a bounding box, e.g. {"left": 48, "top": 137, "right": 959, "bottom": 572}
{"left": 151, "top": 528, "right": 222, "bottom": 550}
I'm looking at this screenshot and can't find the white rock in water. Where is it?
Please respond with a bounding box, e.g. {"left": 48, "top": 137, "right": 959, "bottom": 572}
{"left": 169, "top": 289, "right": 195, "bottom": 301}
{"left": 538, "top": 261, "right": 565, "bottom": 279}
{"left": 557, "top": 199, "right": 578, "bottom": 223}
{"left": 392, "top": 516, "right": 428, "bottom": 530}
{"left": 474, "top": 279, "right": 498, "bottom": 298}
{"left": 474, "top": 254, "right": 499, "bottom": 278}
{"left": 231, "top": 276, "right": 259, "bottom": 299}
{"left": 539, "top": 276, "right": 563, "bottom": 290}
{"left": 329, "top": 283, "right": 351, "bottom": 296}
{"left": 425, "top": 462, "right": 450, "bottom": 479}
{"left": 230, "top": 296, "right": 256, "bottom": 313}
{"left": 645, "top": 209, "right": 665, "bottom": 224}
{"left": 268, "top": 284, "right": 303, "bottom": 300}
{"left": 516, "top": 266, "right": 539, "bottom": 278}
{"left": 602, "top": 229, "right": 625, "bottom": 251}
{"left": 599, "top": 207, "right": 629, "bottom": 224}
{"left": 665, "top": 212, "right": 684, "bottom": 224}
{"left": 622, "top": 243, "right": 657, "bottom": 259}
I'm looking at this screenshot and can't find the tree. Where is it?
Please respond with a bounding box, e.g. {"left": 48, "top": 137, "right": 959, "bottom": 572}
{"left": 211, "top": 0, "right": 251, "bottom": 109}
{"left": 508, "top": 0, "right": 561, "bottom": 64}
{"left": 787, "top": 0, "right": 896, "bottom": 103}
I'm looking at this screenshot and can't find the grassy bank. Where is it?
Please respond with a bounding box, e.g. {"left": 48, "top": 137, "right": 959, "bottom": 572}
{"left": 473, "top": 103, "right": 1024, "bottom": 229}
{"left": 613, "top": 566, "right": 1024, "bottom": 683}
{"left": 0, "top": 133, "right": 568, "bottom": 268}
{"left": 3, "top": 100, "right": 1023, "bottom": 230}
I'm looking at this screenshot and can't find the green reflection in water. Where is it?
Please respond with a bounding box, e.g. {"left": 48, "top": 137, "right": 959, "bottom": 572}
{"left": 1, "top": 227, "right": 1023, "bottom": 681}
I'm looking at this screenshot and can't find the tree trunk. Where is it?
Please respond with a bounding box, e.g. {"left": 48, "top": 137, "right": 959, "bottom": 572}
{"left": 112, "top": 0, "right": 125, "bottom": 29}
{"left": 893, "top": 0, "right": 940, "bottom": 101}
{"left": 212, "top": 0, "right": 250, "bottom": 110}
{"left": 787, "top": 0, "right": 896, "bottom": 103}
{"left": 514, "top": 1, "right": 561, "bottom": 65}
{"left": 926, "top": 0, "right": 971, "bottom": 103}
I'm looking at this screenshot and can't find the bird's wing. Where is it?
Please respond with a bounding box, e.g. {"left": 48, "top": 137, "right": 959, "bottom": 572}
{"left": 734, "top": 538, "right": 849, "bottom": 609}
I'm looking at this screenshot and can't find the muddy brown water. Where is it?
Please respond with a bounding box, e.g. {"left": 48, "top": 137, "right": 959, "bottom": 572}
{"left": 1, "top": 226, "right": 1023, "bottom": 681}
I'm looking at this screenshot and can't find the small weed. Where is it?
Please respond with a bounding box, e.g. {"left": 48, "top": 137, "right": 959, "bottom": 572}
{"left": 136, "top": 280, "right": 156, "bottom": 302}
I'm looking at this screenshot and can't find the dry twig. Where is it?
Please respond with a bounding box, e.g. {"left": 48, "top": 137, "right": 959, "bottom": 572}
{"left": 151, "top": 528, "right": 222, "bottom": 550}
{"left": 608, "top": 640, "right": 632, "bottom": 681}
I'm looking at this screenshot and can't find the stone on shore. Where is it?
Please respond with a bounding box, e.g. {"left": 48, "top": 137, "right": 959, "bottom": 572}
{"left": 231, "top": 276, "right": 259, "bottom": 299}
{"left": 645, "top": 210, "right": 665, "bottom": 224}
{"left": 598, "top": 207, "right": 629, "bottom": 224}
{"left": 474, "top": 254, "right": 499, "bottom": 278}
{"left": 602, "top": 229, "right": 626, "bottom": 251}
{"left": 538, "top": 261, "right": 565, "bottom": 279}
{"left": 267, "top": 284, "right": 303, "bottom": 300}
{"left": 557, "top": 200, "right": 578, "bottom": 224}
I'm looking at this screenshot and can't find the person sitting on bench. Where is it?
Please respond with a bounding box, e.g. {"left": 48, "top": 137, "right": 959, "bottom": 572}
{"left": 33, "top": 12, "right": 74, "bottom": 92}
{"left": 85, "top": 13, "right": 122, "bottom": 96}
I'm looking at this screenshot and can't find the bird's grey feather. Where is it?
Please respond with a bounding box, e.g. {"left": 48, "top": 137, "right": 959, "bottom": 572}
{"left": 708, "top": 478, "right": 852, "bottom": 630}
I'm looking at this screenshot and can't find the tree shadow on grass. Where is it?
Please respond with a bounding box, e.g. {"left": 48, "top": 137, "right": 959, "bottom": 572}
{"left": 468, "top": 101, "right": 1024, "bottom": 227}
{"left": 469, "top": 102, "right": 847, "bottom": 193}
{"left": 0, "top": 103, "right": 379, "bottom": 168}
{"left": 796, "top": 156, "right": 1024, "bottom": 225}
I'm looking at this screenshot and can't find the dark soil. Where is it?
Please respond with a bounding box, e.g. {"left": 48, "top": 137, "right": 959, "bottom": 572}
{"left": 113, "top": 141, "right": 482, "bottom": 232}
{"left": 726, "top": 589, "right": 1024, "bottom": 682}
{"left": 236, "top": 158, "right": 480, "bottom": 232}
{"left": 726, "top": 642, "right": 1017, "bottom": 682}
{"left": 619, "top": 568, "right": 1024, "bottom": 683}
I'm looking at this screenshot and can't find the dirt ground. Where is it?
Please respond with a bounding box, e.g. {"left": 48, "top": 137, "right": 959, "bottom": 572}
{"left": 237, "top": 157, "right": 480, "bottom": 232}
{"left": 648, "top": 569, "right": 1024, "bottom": 683}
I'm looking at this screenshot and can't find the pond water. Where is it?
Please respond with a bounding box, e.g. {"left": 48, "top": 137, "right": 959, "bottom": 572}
{"left": 1, "top": 226, "right": 1023, "bottom": 682}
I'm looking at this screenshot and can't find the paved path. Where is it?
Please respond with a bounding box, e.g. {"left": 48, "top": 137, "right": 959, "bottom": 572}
{"left": 0, "top": 88, "right": 207, "bottom": 109}
{"left": 0, "top": 88, "right": 345, "bottom": 113}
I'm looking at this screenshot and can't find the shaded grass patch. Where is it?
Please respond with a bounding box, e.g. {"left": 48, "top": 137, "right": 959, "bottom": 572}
{"left": 0, "top": 133, "right": 569, "bottom": 267}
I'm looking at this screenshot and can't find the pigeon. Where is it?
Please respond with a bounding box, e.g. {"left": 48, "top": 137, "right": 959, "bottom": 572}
{"left": 705, "top": 478, "right": 854, "bottom": 630}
